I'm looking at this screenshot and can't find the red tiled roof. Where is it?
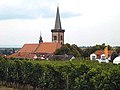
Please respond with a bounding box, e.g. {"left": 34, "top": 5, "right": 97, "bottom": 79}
{"left": 7, "top": 42, "right": 61, "bottom": 59}
{"left": 94, "top": 50, "right": 113, "bottom": 55}
{"left": 19, "top": 44, "right": 38, "bottom": 53}
{"left": 7, "top": 52, "right": 36, "bottom": 59}
{"left": 6, "top": 53, "right": 19, "bottom": 58}
{"left": 35, "top": 42, "right": 60, "bottom": 53}
{"left": 0, "top": 54, "right": 5, "bottom": 57}
{"left": 94, "top": 50, "right": 104, "bottom": 55}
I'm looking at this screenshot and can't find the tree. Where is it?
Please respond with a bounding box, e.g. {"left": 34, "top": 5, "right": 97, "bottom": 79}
{"left": 54, "top": 43, "right": 81, "bottom": 58}
{"left": 110, "top": 52, "right": 118, "bottom": 63}
{"left": 55, "top": 44, "right": 71, "bottom": 55}
{"left": 81, "top": 50, "right": 90, "bottom": 58}
{"left": 3, "top": 49, "right": 8, "bottom": 55}
{"left": 70, "top": 45, "right": 81, "bottom": 57}
{"left": 116, "top": 47, "right": 120, "bottom": 54}
{"left": 71, "top": 44, "right": 82, "bottom": 53}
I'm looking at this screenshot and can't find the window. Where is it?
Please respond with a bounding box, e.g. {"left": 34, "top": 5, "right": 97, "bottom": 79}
{"left": 61, "top": 35, "right": 63, "bottom": 40}
{"left": 54, "top": 36, "right": 57, "bottom": 40}
{"left": 101, "top": 56, "right": 106, "bottom": 60}
{"left": 92, "top": 56, "right": 96, "bottom": 60}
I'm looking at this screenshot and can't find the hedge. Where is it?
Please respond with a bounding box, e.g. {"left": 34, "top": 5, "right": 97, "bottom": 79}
{"left": 0, "top": 59, "right": 120, "bottom": 90}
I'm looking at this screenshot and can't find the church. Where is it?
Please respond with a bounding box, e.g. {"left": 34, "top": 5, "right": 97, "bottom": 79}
{"left": 7, "top": 6, "right": 65, "bottom": 59}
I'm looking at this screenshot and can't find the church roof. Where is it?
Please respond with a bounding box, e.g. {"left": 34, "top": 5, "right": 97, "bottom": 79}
{"left": 54, "top": 6, "right": 62, "bottom": 30}
{"left": 7, "top": 42, "right": 61, "bottom": 59}
{"left": 35, "top": 42, "right": 60, "bottom": 53}
{"left": 19, "top": 42, "right": 60, "bottom": 54}
{"left": 19, "top": 44, "right": 38, "bottom": 53}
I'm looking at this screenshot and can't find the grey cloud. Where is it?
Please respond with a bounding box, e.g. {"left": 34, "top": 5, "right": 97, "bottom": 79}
{"left": 0, "top": 9, "right": 81, "bottom": 20}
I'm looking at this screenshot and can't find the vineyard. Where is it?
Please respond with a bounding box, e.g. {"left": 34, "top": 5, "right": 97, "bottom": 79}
{"left": 0, "top": 59, "right": 120, "bottom": 90}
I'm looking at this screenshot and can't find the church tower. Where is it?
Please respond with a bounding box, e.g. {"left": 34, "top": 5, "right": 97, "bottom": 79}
{"left": 51, "top": 6, "right": 65, "bottom": 45}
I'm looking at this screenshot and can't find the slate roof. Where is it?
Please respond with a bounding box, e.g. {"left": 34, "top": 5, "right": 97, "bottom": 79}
{"left": 48, "top": 55, "right": 75, "bottom": 60}
{"left": 54, "top": 6, "right": 62, "bottom": 30}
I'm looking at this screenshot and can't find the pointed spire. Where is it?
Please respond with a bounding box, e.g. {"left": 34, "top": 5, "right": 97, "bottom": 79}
{"left": 39, "top": 32, "right": 43, "bottom": 43}
{"left": 54, "top": 6, "right": 62, "bottom": 29}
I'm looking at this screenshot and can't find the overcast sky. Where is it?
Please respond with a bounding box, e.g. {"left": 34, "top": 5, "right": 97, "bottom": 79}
{"left": 0, "top": 0, "right": 120, "bottom": 47}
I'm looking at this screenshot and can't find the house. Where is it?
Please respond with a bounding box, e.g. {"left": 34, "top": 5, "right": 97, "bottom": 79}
{"left": 94, "top": 50, "right": 113, "bottom": 59}
{"left": 90, "top": 47, "right": 113, "bottom": 63}
{"left": 90, "top": 46, "right": 114, "bottom": 61}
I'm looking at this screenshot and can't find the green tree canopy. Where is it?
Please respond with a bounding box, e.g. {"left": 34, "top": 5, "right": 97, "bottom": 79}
{"left": 116, "top": 47, "right": 120, "bottom": 54}
{"left": 55, "top": 43, "right": 113, "bottom": 58}
{"left": 110, "top": 52, "right": 118, "bottom": 62}
{"left": 54, "top": 43, "right": 82, "bottom": 57}
{"left": 81, "top": 43, "right": 113, "bottom": 58}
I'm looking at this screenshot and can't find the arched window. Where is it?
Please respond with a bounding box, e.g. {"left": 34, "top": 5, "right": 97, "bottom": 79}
{"left": 54, "top": 36, "right": 57, "bottom": 40}
{"left": 61, "top": 35, "right": 63, "bottom": 40}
